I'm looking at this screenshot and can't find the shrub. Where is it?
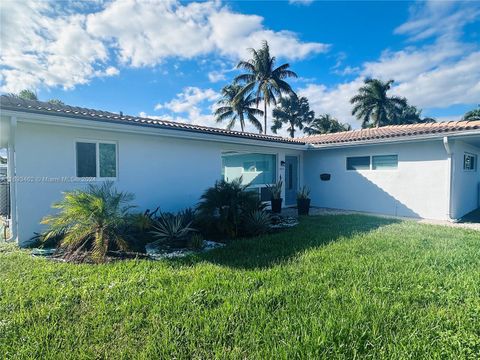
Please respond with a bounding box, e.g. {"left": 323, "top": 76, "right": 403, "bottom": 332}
{"left": 196, "top": 177, "right": 265, "bottom": 239}
{"left": 41, "top": 181, "right": 135, "bottom": 263}
{"left": 243, "top": 210, "right": 272, "bottom": 236}
{"left": 188, "top": 233, "right": 205, "bottom": 250}
{"left": 150, "top": 212, "right": 196, "bottom": 248}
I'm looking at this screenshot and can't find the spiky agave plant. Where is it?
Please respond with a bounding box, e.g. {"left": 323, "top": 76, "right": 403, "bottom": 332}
{"left": 150, "top": 212, "right": 196, "bottom": 248}
{"left": 41, "top": 181, "right": 135, "bottom": 263}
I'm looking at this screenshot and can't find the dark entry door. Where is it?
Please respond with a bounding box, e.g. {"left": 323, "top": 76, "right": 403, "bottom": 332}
{"left": 285, "top": 156, "right": 298, "bottom": 206}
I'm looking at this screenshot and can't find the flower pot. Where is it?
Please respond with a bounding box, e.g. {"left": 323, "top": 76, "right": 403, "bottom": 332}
{"left": 271, "top": 198, "right": 283, "bottom": 213}
{"left": 297, "top": 198, "right": 311, "bottom": 216}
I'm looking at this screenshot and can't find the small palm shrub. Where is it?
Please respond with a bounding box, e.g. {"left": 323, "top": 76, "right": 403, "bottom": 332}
{"left": 196, "top": 177, "right": 265, "bottom": 239}
{"left": 243, "top": 210, "right": 272, "bottom": 236}
{"left": 150, "top": 212, "right": 196, "bottom": 248}
{"left": 41, "top": 181, "right": 135, "bottom": 263}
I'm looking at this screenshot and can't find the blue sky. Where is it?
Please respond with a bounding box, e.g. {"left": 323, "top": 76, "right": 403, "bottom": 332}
{"left": 1, "top": 0, "right": 479, "bottom": 133}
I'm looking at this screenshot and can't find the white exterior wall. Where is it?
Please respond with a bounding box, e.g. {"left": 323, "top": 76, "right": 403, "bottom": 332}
{"left": 13, "top": 120, "right": 302, "bottom": 246}
{"left": 451, "top": 140, "right": 480, "bottom": 219}
{"left": 304, "top": 141, "right": 450, "bottom": 220}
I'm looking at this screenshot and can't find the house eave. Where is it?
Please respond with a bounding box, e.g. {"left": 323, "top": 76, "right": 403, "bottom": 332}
{"left": 1, "top": 109, "right": 308, "bottom": 150}
{"left": 306, "top": 130, "right": 480, "bottom": 149}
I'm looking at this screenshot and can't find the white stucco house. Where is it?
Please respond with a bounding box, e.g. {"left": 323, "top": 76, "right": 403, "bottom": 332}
{"left": 1, "top": 95, "right": 479, "bottom": 246}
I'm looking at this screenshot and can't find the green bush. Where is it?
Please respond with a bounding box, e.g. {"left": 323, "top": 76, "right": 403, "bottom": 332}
{"left": 243, "top": 210, "right": 272, "bottom": 236}
{"left": 196, "top": 177, "right": 265, "bottom": 239}
{"left": 150, "top": 212, "right": 196, "bottom": 248}
{"left": 40, "top": 181, "right": 136, "bottom": 263}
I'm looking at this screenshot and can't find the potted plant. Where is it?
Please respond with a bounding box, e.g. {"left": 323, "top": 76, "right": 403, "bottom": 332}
{"left": 297, "top": 186, "right": 311, "bottom": 216}
{"left": 266, "top": 179, "right": 283, "bottom": 213}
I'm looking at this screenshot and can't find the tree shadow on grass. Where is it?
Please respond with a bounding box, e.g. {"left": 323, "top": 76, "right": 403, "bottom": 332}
{"left": 175, "top": 214, "right": 401, "bottom": 270}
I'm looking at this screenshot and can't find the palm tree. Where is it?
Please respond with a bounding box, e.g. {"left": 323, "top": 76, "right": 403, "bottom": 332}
{"left": 41, "top": 181, "right": 135, "bottom": 263}
{"left": 214, "top": 84, "right": 263, "bottom": 132}
{"left": 393, "top": 105, "right": 436, "bottom": 125}
{"left": 463, "top": 105, "right": 480, "bottom": 121}
{"left": 303, "top": 114, "right": 352, "bottom": 135}
{"left": 234, "top": 41, "right": 298, "bottom": 134}
{"left": 271, "top": 96, "right": 314, "bottom": 138}
{"left": 350, "top": 79, "right": 407, "bottom": 128}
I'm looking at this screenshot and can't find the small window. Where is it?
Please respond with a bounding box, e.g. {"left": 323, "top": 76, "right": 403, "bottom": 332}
{"left": 347, "top": 156, "right": 370, "bottom": 170}
{"left": 372, "top": 155, "right": 398, "bottom": 170}
{"left": 99, "top": 143, "right": 117, "bottom": 177}
{"left": 464, "top": 153, "right": 477, "bottom": 171}
{"left": 76, "top": 141, "right": 117, "bottom": 178}
{"left": 76, "top": 142, "right": 96, "bottom": 177}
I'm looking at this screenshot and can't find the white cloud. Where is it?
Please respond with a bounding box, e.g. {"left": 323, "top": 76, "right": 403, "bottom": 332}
{"left": 208, "top": 70, "right": 227, "bottom": 83}
{"left": 156, "top": 87, "right": 219, "bottom": 114}
{"left": 1, "top": 0, "right": 328, "bottom": 92}
{"left": 298, "top": 1, "right": 480, "bottom": 128}
{"left": 395, "top": 1, "right": 480, "bottom": 41}
{"left": 0, "top": 1, "right": 109, "bottom": 92}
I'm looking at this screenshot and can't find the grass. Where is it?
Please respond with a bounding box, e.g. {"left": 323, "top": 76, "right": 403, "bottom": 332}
{"left": 0, "top": 215, "right": 479, "bottom": 359}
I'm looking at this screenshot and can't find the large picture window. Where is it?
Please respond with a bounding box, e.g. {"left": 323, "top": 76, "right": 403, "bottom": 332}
{"left": 76, "top": 141, "right": 117, "bottom": 178}
{"left": 222, "top": 152, "right": 276, "bottom": 186}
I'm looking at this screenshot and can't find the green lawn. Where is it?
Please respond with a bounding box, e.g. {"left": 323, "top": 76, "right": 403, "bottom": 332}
{"left": 1, "top": 215, "right": 479, "bottom": 359}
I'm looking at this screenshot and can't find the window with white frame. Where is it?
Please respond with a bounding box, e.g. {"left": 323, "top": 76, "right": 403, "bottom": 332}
{"left": 346, "top": 156, "right": 370, "bottom": 170}
{"left": 347, "top": 155, "right": 398, "bottom": 171}
{"left": 76, "top": 141, "right": 117, "bottom": 178}
{"left": 464, "top": 153, "right": 477, "bottom": 171}
{"left": 372, "top": 155, "right": 398, "bottom": 170}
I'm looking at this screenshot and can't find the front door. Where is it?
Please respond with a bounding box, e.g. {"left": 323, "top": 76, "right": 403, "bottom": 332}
{"left": 285, "top": 156, "right": 298, "bottom": 206}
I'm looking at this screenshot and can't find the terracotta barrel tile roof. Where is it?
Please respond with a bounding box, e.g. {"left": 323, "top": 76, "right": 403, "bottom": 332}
{"left": 0, "top": 95, "right": 303, "bottom": 145}
{"left": 301, "top": 121, "right": 480, "bottom": 145}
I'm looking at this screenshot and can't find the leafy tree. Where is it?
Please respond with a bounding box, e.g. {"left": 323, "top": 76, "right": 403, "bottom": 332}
{"left": 271, "top": 96, "right": 314, "bottom": 138}
{"left": 11, "top": 89, "right": 64, "bottom": 105}
{"left": 350, "top": 79, "right": 407, "bottom": 128}
{"left": 235, "top": 41, "right": 297, "bottom": 134}
{"left": 214, "top": 84, "right": 263, "bottom": 132}
{"left": 303, "top": 114, "right": 352, "bottom": 135}
{"left": 196, "top": 177, "right": 265, "bottom": 239}
{"left": 393, "top": 105, "right": 436, "bottom": 125}
{"left": 463, "top": 105, "right": 480, "bottom": 121}
{"left": 41, "top": 181, "right": 135, "bottom": 263}
{"left": 17, "top": 89, "right": 38, "bottom": 100}
{"left": 47, "top": 99, "right": 65, "bottom": 106}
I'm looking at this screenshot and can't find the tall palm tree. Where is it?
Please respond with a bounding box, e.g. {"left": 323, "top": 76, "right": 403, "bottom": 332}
{"left": 463, "top": 105, "right": 480, "bottom": 121}
{"left": 235, "top": 41, "right": 298, "bottom": 134}
{"left": 214, "top": 84, "right": 263, "bottom": 132}
{"left": 271, "top": 96, "right": 314, "bottom": 138}
{"left": 303, "top": 114, "right": 352, "bottom": 135}
{"left": 350, "top": 79, "right": 407, "bottom": 128}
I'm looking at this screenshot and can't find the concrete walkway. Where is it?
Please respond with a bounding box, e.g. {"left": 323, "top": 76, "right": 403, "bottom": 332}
{"left": 281, "top": 207, "right": 480, "bottom": 231}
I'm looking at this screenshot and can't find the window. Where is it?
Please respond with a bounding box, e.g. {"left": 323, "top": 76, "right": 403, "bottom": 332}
{"left": 76, "top": 141, "right": 117, "bottom": 178}
{"left": 372, "top": 155, "right": 398, "bottom": 170}
{"left": 464, "top": 153, "right": 477, "bottom": 171}
{"left": 346, "top": 156, "right": 370, "bottom": 170}
{"left": 222, "top": 152, "right": 276, "bottom": 186}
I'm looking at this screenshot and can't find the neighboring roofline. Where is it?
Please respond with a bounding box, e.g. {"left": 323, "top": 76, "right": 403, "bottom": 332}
{"left": 0, "top": 109, "right": 309, "bottom": 150}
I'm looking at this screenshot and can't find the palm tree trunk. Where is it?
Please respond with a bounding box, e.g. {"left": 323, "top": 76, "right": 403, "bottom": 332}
{"left": 264, "top": 101, "right": 267, "bottom": 134}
